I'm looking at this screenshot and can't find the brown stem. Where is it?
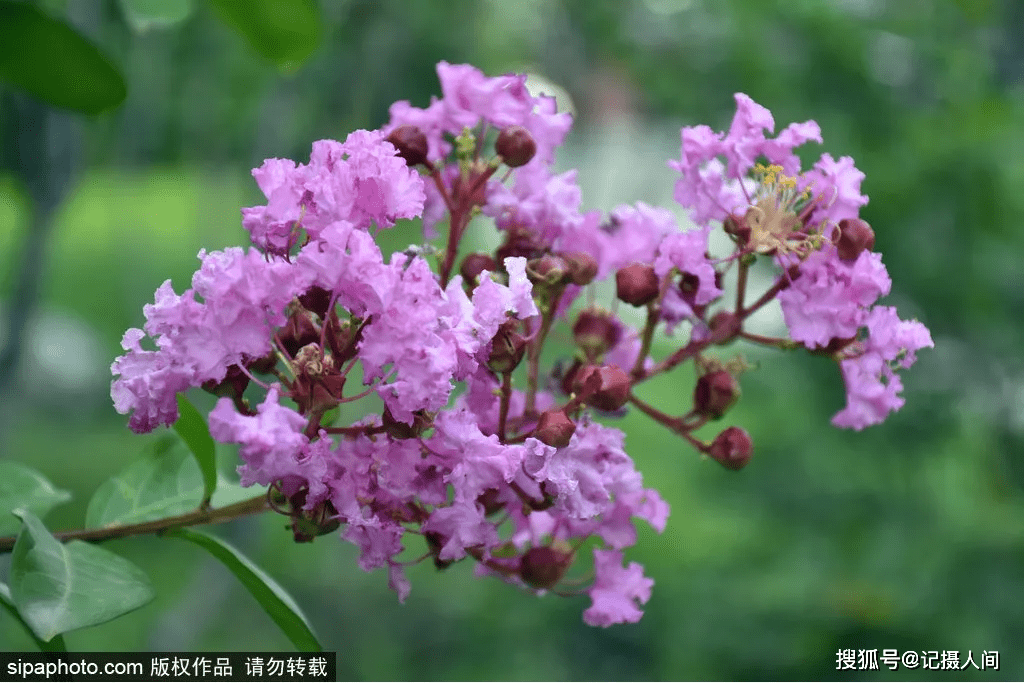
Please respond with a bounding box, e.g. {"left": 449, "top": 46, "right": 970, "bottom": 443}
{"left": 631, "top": 300, "right": 661, "bottom": 380}
{"left": 525, "top": 290, "right": 562, "bottom": 416}
{"left": 0, "top": 493, "right": 273, "bottom": 554}
{"left": 628, "top": 392, "right": 708, "bottom": 452}
{"left": 735, "top": 258, "right": 750, "bottom": 313}
{"left": 738, "top": 330, "right": 800, "bottom": 350}
{"left": 498, "top": 371, "right": 513, "bottom": 442}
{"left": 740, "top": 274, "right": 790, "bottom": 317}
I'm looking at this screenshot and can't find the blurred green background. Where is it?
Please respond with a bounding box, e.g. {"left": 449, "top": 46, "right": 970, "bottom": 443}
{"left": 1, "top": 0, "right": 1022, "bottom": 679}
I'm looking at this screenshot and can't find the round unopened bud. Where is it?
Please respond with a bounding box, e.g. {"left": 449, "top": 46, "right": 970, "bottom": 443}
{"left": 487, "top": 320, "right": 528, "bottom": 373}
{"left": 527, "top": 254, "right": 568, "bottom": 286}
{"left": 835, "top": 218, "right": 875, "bottom": 261}
{"left": 291, "top": 499, "right": 341, "bottom": 543}
{"left": 575, "top": 364, "right": 631, "bottom": 412}
{"left": 460, "top": 252, "right": 497, "bottom": 285}
{"left": 708, "top": 426, "right": 753, "bottom": 470}
{"left": 693, "top": 370, "right": 740, "bottom": 419}
{"left": 616, "top": 263, "right": 660, "bottom": 306}
{"left": 385, "top": 125, "right": 429, "bottom": 167}
{"left": 495, "top": 125, "right": 537, "bottom": 168}
{"left": 560, "top": 251, "right": 598, "bottom": 286}
{"left": 519, "top": 545, "right": 575, "bottom": 589}
{"left": 572, "top": 308, "right": 622, "bottom": 361}
{"left": 535, "top": 409, "right": 576, "bottom": 448}
{"left": 709, "top": 311, "right": 741, "bottom": 344}
{"left": 497, "top": 227, "right": 546, "bottom": 262}
{"left": 723, "top": 213, "right": 751, "bottom": 246}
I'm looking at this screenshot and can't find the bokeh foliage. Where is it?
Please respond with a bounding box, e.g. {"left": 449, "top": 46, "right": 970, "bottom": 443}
{"left": 1, "top": 0, "right": 1022, "bottom": 679}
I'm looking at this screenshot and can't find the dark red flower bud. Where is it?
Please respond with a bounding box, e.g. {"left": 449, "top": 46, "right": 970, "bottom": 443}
{"left": 572, "top": 308, "right": 622, "bottom": 361}
{"left": 560, "top": 251, "right": 598, "bottom": 286}
{"left": 385, "top": 125, "right": 429, "bottom": 167}
{"left": 534, "top": 409, "right": 576, "bottom": 448}
{"left": 708, "top": 426, "right": 753, "bottom": 470}
{"left": 709, "top": 311, "right": 741, "bottom": 344}
{"left": 693, "top": 370, "right": 740, "bottom": 419}
{"left": 460, "top": 252, "right": 497, "bottom": 286}
{"left": 496, "top": 227, "right": 546, "bottom": 262}
{"left": 835, "top": 218, "right": 875, "bottom": 261}
{"left": 487, "top": 320, "right": 528, "bottom": 373}
{"left": 291, "top": 499, "right": 341, "bottom": 543}
{"left": 575, "top": 364, "right": 631, "bottom": 411}
{"left": 495, "top": 125, "right": 537, "bottom": 168}
{"left": 527, "top": 254, "right": 568, "bottom": 286}
{"left": 519, "top": 545, "right": 575, "bottom": 589}
{"left": 616, "top": 263, "right": 660, "bottom": 306}
{"left": 723, "top": 213, "right": 751, "bottom": 246}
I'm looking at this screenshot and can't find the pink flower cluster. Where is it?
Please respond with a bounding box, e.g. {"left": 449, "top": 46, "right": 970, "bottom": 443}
{"left": 112, "top": 63, "right": 932, "bottom": 626}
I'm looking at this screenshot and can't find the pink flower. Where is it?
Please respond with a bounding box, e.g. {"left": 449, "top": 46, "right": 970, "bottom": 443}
{"left": 384, "top": 61, "right": 572, "bottom": 167}
{"left": 583, "top": 549, "right": 654, "bottom": 627}
{"left": 831, "top": 306, "right": 934, "bottom": 430}
{"left": 777, "top": 246, "right": 891, "bottom": 349}
{"left": 242, "top": 130, "right": 425, "bottom": 252}
{"left": 208, "top": 386, "right": 314, "bottom": 492}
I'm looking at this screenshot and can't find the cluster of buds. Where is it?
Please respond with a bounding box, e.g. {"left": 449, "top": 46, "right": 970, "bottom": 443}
{"left": 112, "top": 62, "right": 932, "bottom": 627}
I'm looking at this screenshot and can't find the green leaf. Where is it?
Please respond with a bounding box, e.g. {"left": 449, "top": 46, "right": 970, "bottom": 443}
{"left": 85, "top": 441, "right": 203, "bottom": 528}
{"left": 209, "top": 0, "right": 322, "bottom": 68}
{"left": 0, "top": 582, "right": 67, "bottom": 652}
{"left": 174, "top": 394, "right": 217, "bottom": 507}
{"left": 9, "top": 511, "right": 154, "bottom": 642}
{"left": 0, "top": 462, "right": 71, "bottom": 536}
{"left": 0, "top": 3, "right": 126, "bottom": 114}
{"left": 168, "top": 528, "right": 321, "bottom": 652}
{"left": 118, "top": 0, "right": 193, "bottom": 32}
{"left": 86, "top": 437, "right": 263, "bottom": 528}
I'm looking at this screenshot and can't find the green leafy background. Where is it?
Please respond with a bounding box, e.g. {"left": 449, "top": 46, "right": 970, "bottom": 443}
{"left": 1, "top": 0, "right": 1022, "bottom": 680}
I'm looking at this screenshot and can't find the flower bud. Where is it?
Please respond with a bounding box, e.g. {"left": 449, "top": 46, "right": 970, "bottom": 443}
{"left": 835, "top": 218, "right": 875, "bottom": 261}
{"left": 560, "top": 251, "right": 598, "bottom": 286}
{"left": 495, "top": 125, "right": 537, "bottom": 168}
{"left": 527, "top": 254, "right": 568, "bottom": 286}
{"left": 616, "top": 263, "right": 659, "bottom": 306}
{"left": 709, "top": 311, "right": 741, "bottom": 344}
{"left": 534, "top": 409, "right": 576, "bottom": 448}
{"left": 487, "top": 320, "right": 528, "bottom": 373}
{"left": 723, "top": 213, "right": 751, "bottom": 246}
{"left": 693, "top": 370, "right": 740, "bottom": 419}
{"left": 572, "top": 308, "right": 622, "bottom": 361}
{"left": 575, "top": 364, "right": 631, "bottom": 411}
{"left": 497, "top": 227, "right": 546, "bottom": 262}
{"left": 519, "top": 544, "right": 575, "bottom": 590}
{"left": 460, "top": 252, "right": 497, "bottom": 286}
{"left": 291, "top": 498, "right": 341, "bottom": 543}
{"left": 385, "top": 125, "right": 429, "bottom": 167}
{"left": 708, "top": 426, "right": 753, "bottom": 470}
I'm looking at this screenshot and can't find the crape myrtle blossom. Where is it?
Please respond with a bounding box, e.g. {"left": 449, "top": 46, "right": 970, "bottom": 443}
{"left": 112, "top": 62, "right": 932, "bottom": 627}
